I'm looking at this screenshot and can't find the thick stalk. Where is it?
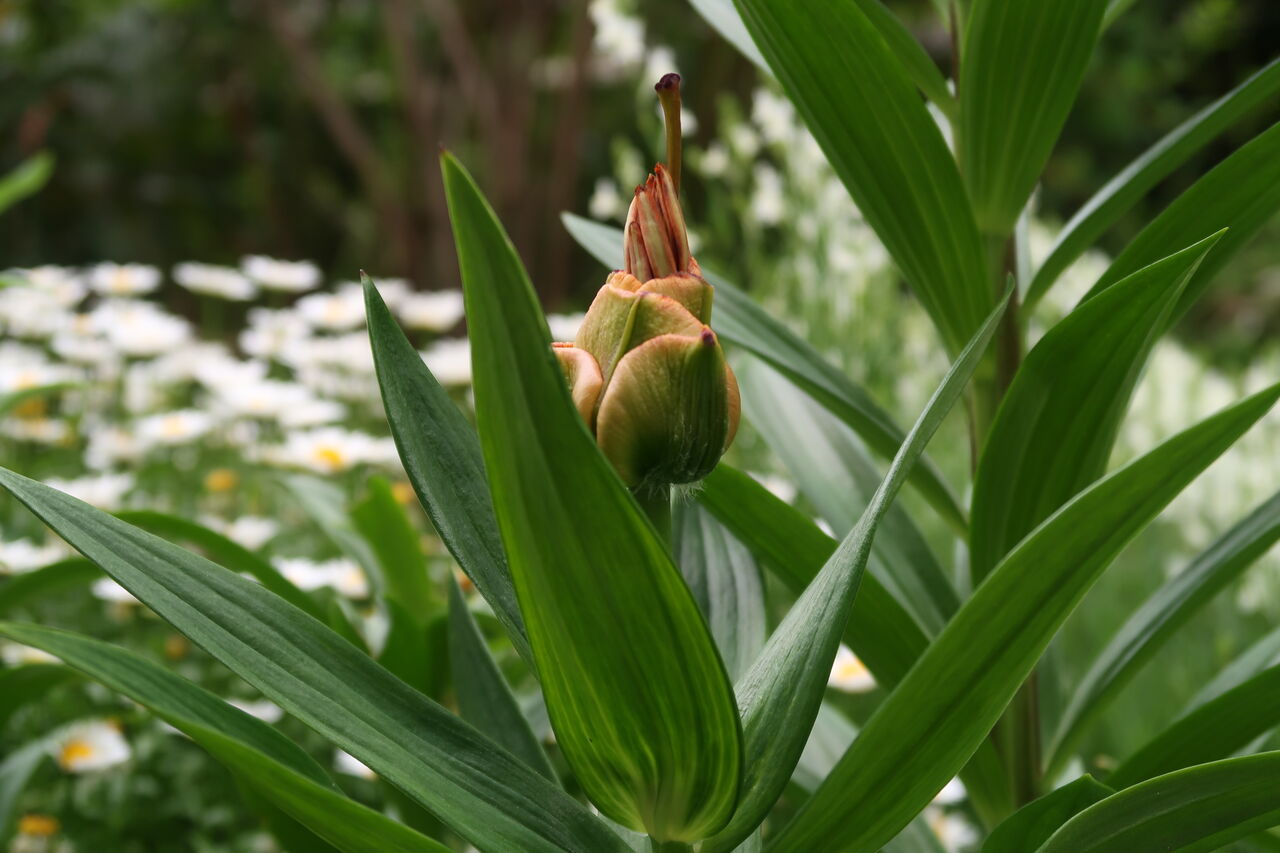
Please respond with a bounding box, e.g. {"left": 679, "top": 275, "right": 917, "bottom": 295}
{"left": 977, "top": 232, "right": 1038, "bottom": 807}
{"left": 649, "top": 841, "right": 694, "bottom": 853}
{"left": 635, "top": 485, "right": 672, "bottom": 547}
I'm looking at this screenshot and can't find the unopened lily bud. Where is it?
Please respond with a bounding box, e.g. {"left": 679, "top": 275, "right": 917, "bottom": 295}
{"left": 554, "top": 160, "right": 739, "bottom": 489}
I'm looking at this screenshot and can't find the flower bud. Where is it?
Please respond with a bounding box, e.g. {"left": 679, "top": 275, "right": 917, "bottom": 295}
{"left": 554, "top": 163, "right": 739, "bottom": 489}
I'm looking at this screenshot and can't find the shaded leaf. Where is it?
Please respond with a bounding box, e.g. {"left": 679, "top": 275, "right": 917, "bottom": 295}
{"left": 983, "top": 776, "right": 1113, "bottom": 853}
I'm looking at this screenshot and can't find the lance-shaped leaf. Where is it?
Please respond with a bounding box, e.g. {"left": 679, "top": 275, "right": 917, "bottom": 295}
{"left": 982, "top": 776, "right": 1114, "bottom": 853}
{"left": 0, "top": 740, "right": 48, "bottom": 845}
{"left": 672, "top": 501, "right": 766, "bottom": 682}
{"left": 561, "top": 213, "right": 966, "bottom": 534}
{"left": 699, "top": 287, "right": 1011, "bottom": 853}
{"left": 969, "top": 233, "right": 1222, "bottom": 584}
{"left": 0, "top": 664, "right": 78, "bottom": 730}
{"left": 1108, "top": 662, "right": 1280, "bottom": 789}
{"left": 1025, "top": 58, "right": 1280, "bottom": 312}
{"left": 1188, "top": 624, "right": 1280, "bottom": 712}
{"left": 442, "top": 153, "right": 741, "bottom": 843}
{"left": 959, "top": 0, "right": 1109, "bottom": 235}
{"left": 1037, "top": 753, "right": 1280, "bottom": 852}
{"left": 351, "top": 476, "right": 436, "bottom": 618}
{"left": 0, "top": 558, "right": 98, "bottom": 615}
{"left": 447, "top": 577, "right": 556, "bottom": 782}
{"left": 0, "top": 151, "right": 53, "bottom": 214}
{"left": 740, "top": 359, "right": 957, "bottom": 635}
{"left": 364, "top": 278, "right": 530, "bottom": 663}
{"left": 1081, "top": 121, "right": 1280, "bottom": 315}
{"left": 768, "top": 383, "right": 1280, "bottom": 853}
{"left": 1047, "top": 488, "right": 1280, "bottom": 775}
{"left": 0, "top": 622, "right": 449, "bottom": 853}
{"left": 0, "top": 468, "right": 631, "bottom": 853}
{"left": 734, "top": 0, "right": 990, "bottom": 355}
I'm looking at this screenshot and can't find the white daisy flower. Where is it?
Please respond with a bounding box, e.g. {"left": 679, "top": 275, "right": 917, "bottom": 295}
{"left": 0, "top": 642, "right": 60, "bottom": 666}
{"left": 0, "top": 360, "right": 78, "bottom": 395}
{"left": 84, "top": 426, "right": 142, "bottom": 471}
{"left": 828, "top": 644, "right": 876, "bottom": 693}
{"left": 421, "top": 338, "right": 472, "bottom": 386}
{"left": 135, "top": 409, "right": 216, "bottom": 447}
{"left": 89, "top": 263, "right": 161, "bottom": 297}
{"left": 395, "top": 290, "right": 465, "bottom": 332}
{"left": 227, "top": 698, "right": 284, "bottom": 724}
{"left": 0, "top": 539, "right": 69, "bottom": 574}
{"left": 334, "top": 749, "right": 377, "bottom": 780}
{"left": 587, "top": 178, "right": 625, "bottom": 221}
{"left": 172, "top": 262, "right": 257, "bottom": 301}
{"left": 43, "top": 472, "right": 134, "bottom": 509}
{"left": 0, "top": 287, "right": 67, "bottom": 339}
{"left": 91, "top": 577, "right": 140, "bottom": 605}
{"left": 242, "top": 255, "right": 321, "bottom": 293}
{"left": 17, "top": 265, "right": 87, "bottom": 307}
{"left": 275, "top": 557, "right": 368, "bottom": 599}
{"left": 91, "top": 299, "right": 191, "bottom": 357}
{"left": 264, "top": 427, "right": 393, "bottom": 473}
{"left": 201, "top": 515, "right": 280, "bottom": 551}
{"left": 51, "top": 720, "right": 131, "bottom": 773}
{"left": 239, "top": 308, "right": 311, "bottom": 360}
{"left": 1, "top": 418, "right": 72, "bottom": 444}
{"left": 296, "top": 284, "right": 367, "bottom": 331}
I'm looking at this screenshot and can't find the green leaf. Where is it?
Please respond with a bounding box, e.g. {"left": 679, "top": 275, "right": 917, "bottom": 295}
{"left": 0, "top": 151, "right": 54, "bottom": 214}
{"left": 117, "top": 510, "right": 326, "bottom": 623}
{"left": 769, "top": 383, "right": 1280, "bottom": 853}
{"left": 0, "top": 558, "right": 99, "bottom": 615}
{"left": 561, "top": 213, "right": 967, "bottom": 534}
{"left": 0, "top": 663, "right": 78, "bottom": 730}
{"left": 0, "top": 740, "right": 48, "bottom": 845}
{"left": 351, "top": 476, "right": 435, "bottom": 618}
{"left": 672, "top": 501, "right": 766, "bottom": 682}
{"left": 0, "top": 382, "right": 78, "bottom": 419}
{"left": 1025, "top": 58, "right": 1280, "bottom": 312}
{"left": 1081, "top": 121, "right": 1280, "bottom": 314}
{"left": 983, "top": 776, "right": 1114, "bottom": 853}
{"left": 0, "top": 467, "right": 631, "bottom": 853}
{"left": 447, "top": 576, "right": 557, "bottom": 782}
{"left": 363, "top": 276, "right": 531, "bottom": 664}
{"left": 0, "top": 622, "right": 450, "bottom": 853}
{"left": 740, "top": 358, "right": 957, "bottom": 635}
{"left": 278, "top": 474, "right": 382, "bottom": 594}
{"left": 959, "top": 0, "right": 1108, "bottom": 235}
{"left": 1047, "top": 489, "right": 1280, "bottom": 775}
{"left": 443, "top": 152, "right": 741, "bottom": 843}
{"left": 1188, "top": 624, "right": 1280, "bottom": 711}
{"left": 687, "top": 0, "right": 956, "bottom": 118}
{"left": 1109, "top": 662, "right": 1280, "bottom": 789}
{"left": 733, "top": 0, "right": 990, "bottom": 354}
{"left": 1038, "top": 753, "right": 1280, "bottom": 852}
{"left": 701, "top": 287, "right": 1011, "bottom": 853}
{"left": 969, "top": 233, "right": 1223, "bottom": 583}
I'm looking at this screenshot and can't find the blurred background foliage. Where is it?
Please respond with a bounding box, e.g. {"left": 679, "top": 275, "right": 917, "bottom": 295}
{"left": 3, "top": 0, "right": 1277, "bottom": 358}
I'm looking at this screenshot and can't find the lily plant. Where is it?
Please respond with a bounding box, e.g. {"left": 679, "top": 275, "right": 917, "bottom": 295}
{"left": 3, "top": 0, "right": 1280, "bottom": 851}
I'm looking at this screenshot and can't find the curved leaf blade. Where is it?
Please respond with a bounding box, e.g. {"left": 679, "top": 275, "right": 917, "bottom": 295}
{"left": 443, "top": 153, "right": 741, "bottom": 842}
{"left": 0, "top": 467, "right": 631, "bottom": 853}
{"left": 1047, "top": 489, "right": 1280, "bottom": 775}
{"left": 768, "top": 383, "right": 1280, "bottom": 853}
{"left": 970, "top": 233, "right": 1223, "bottom": 583}
{"left": 983, "top": 776, "right": 1114, "bottom": 853}
{"left": 0, "top": 664, "right": 78, "bottom": 730}
{"left": 733, "top": 0, "right": 990, "bottom": 354}
{"left": 0, "top": 622, "right": 449, "bottom": 853}
{"left": 1026, "top": 58, "right": 1280, "bottom": 311}
{"left": 364, "top": 279, "right": 530, "bottom": 662}
{"left": 0, "top": 151, "right": 54, "bottom": 214}
{"left": 561, "top": 212, "right": 967, "bottom": 533}
{"left": 447, "top": 577, "right": 557, "bottom": 782}
{"left": 1038, "top": 753, "right": 1280, "bottom": 853}
{"left": 959, "top": 0, "right": 1109, "bottom": 234}
{"left": 702, "top": 288, "right": 1010, "bottom": 853}
{"left": 1081, "top": 121, "right": 1280, "bottom": 313}
{"left": 0, "top": 558, "right": 99, "bottom": 615}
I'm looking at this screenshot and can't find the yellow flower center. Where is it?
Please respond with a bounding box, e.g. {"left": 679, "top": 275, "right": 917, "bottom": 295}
{"left": 313, "top": 445, "right": 347, "bottom": 469}
{"left": 110, "top": 269, "right": 131, "bottom": 293}
{"left": 160, "top": 416, "right": 188, "bottom": 438}
{"left": 204, "top": 468, "right": 238, "bottom": 493}
{"left": 13, "top": 398, "right": 46, "bottom": 419}
{"left": 58, "top": 739, "right": 96, "bottom": 768}
{"left": 833, "top": 656, "right": 869, "bottom": 681}
{"left": 18, "top": 814, "right": 60, "bottom": 837}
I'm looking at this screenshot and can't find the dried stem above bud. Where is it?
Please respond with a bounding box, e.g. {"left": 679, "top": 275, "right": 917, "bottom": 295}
{"left": 655, "top": 73, "right": 682, "bottom": 196}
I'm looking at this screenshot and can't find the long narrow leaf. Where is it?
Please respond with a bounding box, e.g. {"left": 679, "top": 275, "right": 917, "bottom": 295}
{"left": 959, "top": 0, "right": 1109, "bottom": 234}
{"left": 734, "top": 0, "right": 990, "bottom": 354}
{"left": 446, "top": 577, "right": 557, "bottom": 782}
{"left": 0, "top": 664, "right": 78, "bottom": 729}
{"left": 982, "top": 776, "right": 1114, "bottom": 853}
{"left": 364, "top": 278, "right": 530, "bottom": 662}
{"left": 1081, "top": 121, "right": 1280, "bottom": 315}
{"left": 1047, "top": 489, "right": 1280, "bottom": 775}
{"left": 443, "top": 152, "right": 741, "bottom": 842}
{"left": 0, "top": 558, "right": 99, "bottom": 615}
{"left": 1026, "top": 58, "right": 1280, "bottom": 311}
{"left": 969, "top": 234, "right": 1222, "bottom": 583}
{"left": 0, "top": 467, "right": 631, "bottom": 853}
{"left": 0, "top": 740, "right": 48, "bottom": 844}
{"left": 562, "top": 213, "right": 967, "bottom": 533}
{"left": 1038, "top": 753, "right": 1280, "bottom": 852}
{"left": 702, "top": 287, "right": 1011, "bottom": 852}
{"left": 351, "top": 477, "right": 435, "bottom": 617}
{"left": 769, "top": 383, "right": 1280, "bottom": 852}
{"left": 0, "top": 623, "right": 449, "bottom": 853}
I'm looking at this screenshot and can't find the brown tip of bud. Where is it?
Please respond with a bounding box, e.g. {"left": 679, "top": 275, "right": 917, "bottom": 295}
{"left": 655, "top": 72, "right": 681, "bottom": 92}
{"left": 699, "top": 328, "right": 716, "bottom": 347}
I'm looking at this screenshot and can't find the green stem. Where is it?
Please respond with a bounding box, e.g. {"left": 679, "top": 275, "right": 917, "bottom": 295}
{"left": 649, "top": 840, "right": 694, "bottom": 853}
{"left": 635, "top": 484, "right": 672, "bottom": 547}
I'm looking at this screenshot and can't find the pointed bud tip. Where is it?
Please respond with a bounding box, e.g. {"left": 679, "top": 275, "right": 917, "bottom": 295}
{"left": 654, "top": 72, "right": 681, "bottom": 92}
{"left": 699, "top": 328, "right": 715, "bottom": 347}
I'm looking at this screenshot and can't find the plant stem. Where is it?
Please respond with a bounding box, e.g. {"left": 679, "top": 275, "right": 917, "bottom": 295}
{"left": 648, "top": 840, "right": 694, "bottom": 853}
{"left": 635, "top": 484, "right": 672, "bottom": 547}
